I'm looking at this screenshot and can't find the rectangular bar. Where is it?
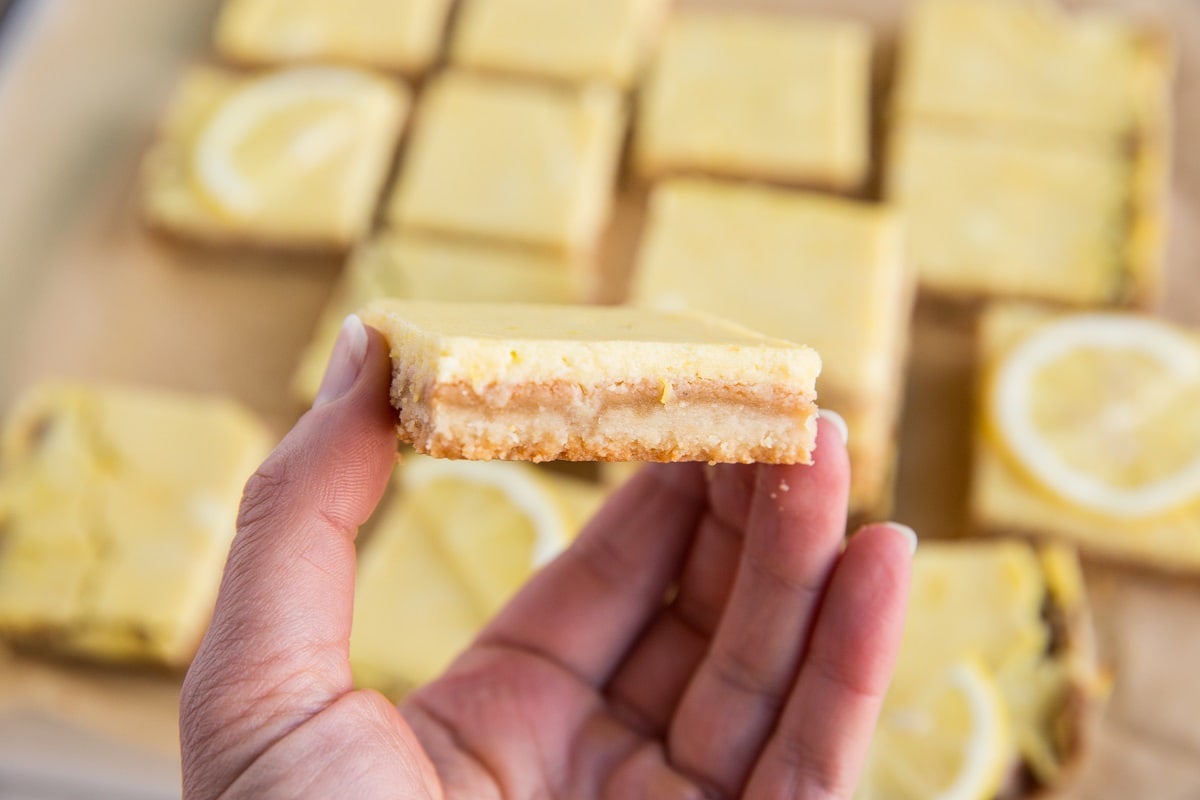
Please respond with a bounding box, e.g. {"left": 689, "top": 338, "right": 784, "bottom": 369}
{"left": 362, "top": 300, "right": 821, "bottom": 464}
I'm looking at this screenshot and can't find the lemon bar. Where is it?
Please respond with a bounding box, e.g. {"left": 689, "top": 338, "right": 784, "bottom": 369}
{"left": 972, "top": 303, "right": 1200, "bottom": 572}
{"left": 895, "top": 0, "right": 1170, "bottom": 140}
{"left": 361, "top": 300, "right": 821, "bottom": 464}
{"left": 352, "top": 457, "right": 605, "bottom": 696}
{"left": 214, "top": 0, "right": 454, "bottom": 75}
{"left": 450, "top": 0, "right": 668, "bottom": 88}
{"left": 0, "top": 383, "right": 271, "bottom": 667}
{"left": 293, "top": 233, "right": 588, "bottom": 401}
{"left": 631, "top": 179, "right": 910, "bottom": 514}
{"left": 861, "top": 541, "right": 1100, "bottom": 796}
{"left": 887, "top": 122, "right": 1133, "bottom": 305}
{"left": 387, "top": 72, "right": 624, "bottom": 254}
{"left": 636, "top": 9, "right": 872, "bottom": 191}
{"left": 141, "top": 65, "right": 409, "bottom": 252}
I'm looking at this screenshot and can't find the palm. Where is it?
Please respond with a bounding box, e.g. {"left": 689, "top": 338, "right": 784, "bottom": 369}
{"left": 402, "top": 455, "right": 910, "bottom": 799}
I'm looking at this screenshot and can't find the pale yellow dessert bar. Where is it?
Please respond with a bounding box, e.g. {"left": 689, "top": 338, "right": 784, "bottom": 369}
{"left": 887, "top": 122, "right": 1133, "bottom": 305}
{"left": 361, "top": 300, "right": 821, "bottom": 464}
{"left": 631, "top": 179, "right": 910, "bottom": 514}
{"left": 0, "top": 383, "right": 271, "bottom": 667}
{"left": 214, "top": 0, "right": 454, "bottom": 75}
{"left": 293, "top": 232, "right": 588, "bottom": 401}
{"left": 387, "top": 72, "right": 624, "bottom": 254}
{"left": 636, "top": 9, "right": 872, "bottom": 191}
{"left": 142, "top": 65, "right": 409, "bottom": 251}
{"left": 895, "top": 0, "right": 1170, "bottom": 140}
{"left": 863, "top": 541, "right": 1101, "bottom": 795}
{"left": 351, "top": 456, "right": 605, "bottom": 696}
{"left": 450, "top": 0, "right": 668, "bottom": 88}
{"left": 971, "top": 303, "right": 1200, "bottom": 572}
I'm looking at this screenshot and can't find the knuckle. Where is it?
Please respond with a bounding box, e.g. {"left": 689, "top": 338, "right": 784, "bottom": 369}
{"left": 815, "top": 652, "right": 886, "bottom": 707}
{"left": 772, "top": 728, "right": 851, "bottom": 799}
{"left": 236, "top": 457, "right": 292, "bottom": 532}
{"left": 745, "top": 549, "right": 824, "bottom": 599}
{"left": 572, "top": 530, "right": 639, "bottom": 591}
{"left": 709, "top": 645, "right": 780, "bottom": 701}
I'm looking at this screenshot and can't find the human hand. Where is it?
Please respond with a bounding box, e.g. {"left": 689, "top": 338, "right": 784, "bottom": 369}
{"left": 180, "top": 315, "right": 914, "bottom": 799}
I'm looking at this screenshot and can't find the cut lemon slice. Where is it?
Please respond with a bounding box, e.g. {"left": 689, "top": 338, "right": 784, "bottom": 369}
{"left": 401, "top": 457, "right": 585, "bottom": 617}
{"left": 989, "top": 313, "right": 1200, "bottom": 519}
{"left": 860, "top": 659, "right": 1013, "bottom": 800}
{"left": 191, "top": 66, "right": 393, "bottom": 218}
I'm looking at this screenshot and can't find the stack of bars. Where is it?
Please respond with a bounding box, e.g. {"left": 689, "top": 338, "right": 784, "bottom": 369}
{"left": 0, "top": 2, "right": 1193, "bottom": 800}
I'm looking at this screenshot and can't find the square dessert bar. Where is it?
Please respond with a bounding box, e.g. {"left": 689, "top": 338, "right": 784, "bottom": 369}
{"left": 887, "top": 122, "right": 1136, "bottom": 305}
{"left": 636, "top": 9, "right": 872, "bottom": 191}
{"left": 387, "top": 72, "right": 625, "bottom": 254}
{"left": 631, "top": 178, "right": 911, "bottom": 515}
{"left": 881, "top": 541, "right": 1100, "bottom": 792}
{"left": 214, "top": 0, "right": 454, "bottom": 75}
{"left": 361, "top": 300, "right": 821, "bottom": 464}
{"left": 451, "top": 0, "right": 669, "bottom": 88}
{"left": 888, "top": 0, "right": 1170, "bottom": 309}
{"left": 895, "top": 0, "right": 1171, "bottom": 141}
{"left": 971, "top": 303, "right": 1200, "bottom": 573}
{"left": 352, "top": 457, "right": 604, "bottom": 697}
{"left": 0, "top": 383, "right": 270, "bottom": 667}
{"left": 141, "top": 65, "right": 409, "bottom": 252}
{"left": 292, "top": 232, "right": 587, "bottom": 401}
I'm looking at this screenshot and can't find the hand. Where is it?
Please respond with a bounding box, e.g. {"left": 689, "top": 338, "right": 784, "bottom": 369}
{"left": 180, "top": 315, "right": 914, "bottom": 799}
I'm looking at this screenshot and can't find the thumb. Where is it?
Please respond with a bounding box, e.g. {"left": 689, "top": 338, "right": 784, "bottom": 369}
{"left": 181, "top": 315, "right": 398, "bottom": 792}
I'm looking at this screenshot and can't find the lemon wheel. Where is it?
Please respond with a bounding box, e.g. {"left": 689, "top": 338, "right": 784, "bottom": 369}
{"left": 989, "top": 313, "right": 1200, "bottom": 519}
{"left": 191, "top": 66, "right": 394, "bottom": 218}
{"left": 860, "top": 658, "right": 1013, "bottom": 800}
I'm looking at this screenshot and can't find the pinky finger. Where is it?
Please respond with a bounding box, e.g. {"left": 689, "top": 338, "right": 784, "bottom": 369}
{"left": 744, "top": 523, "right": 914, "bottom": 800}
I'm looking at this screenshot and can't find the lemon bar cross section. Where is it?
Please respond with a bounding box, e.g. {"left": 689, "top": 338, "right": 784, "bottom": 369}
{"left": 362, "top": 301, "right": 821, "bottom": 464}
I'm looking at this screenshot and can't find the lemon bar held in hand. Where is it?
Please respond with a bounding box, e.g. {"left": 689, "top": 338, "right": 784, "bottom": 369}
{"left": 362, "top": 301, "right": 821, "bottom": 464}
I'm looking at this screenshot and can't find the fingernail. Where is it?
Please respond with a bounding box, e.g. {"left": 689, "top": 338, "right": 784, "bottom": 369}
{"left": 314, "top": 314, "right": 368, "bottom": 408}
{"left": 884, "top": 522, "right": 918, "bottom": 556}
{"left": 819, "top": 409, "right": 849, "bottom": 445}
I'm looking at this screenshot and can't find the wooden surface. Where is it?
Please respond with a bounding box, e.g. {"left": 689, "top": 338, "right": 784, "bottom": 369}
{"left": 0, "top": 0, "right": 1199, "bottom": 796}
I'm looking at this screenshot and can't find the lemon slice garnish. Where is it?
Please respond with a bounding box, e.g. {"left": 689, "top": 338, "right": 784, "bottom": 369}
{"left": 861, "top": 659, "right": 1013, "bottom": 800}
{"left": 402, "top": 457, "right": 575, "bottom": 616}
{"left": 989, "top": 313, "right": 1200, "bottom": 519}
{"left": 191, "top": 66, "right": 392, "bottom": 218}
